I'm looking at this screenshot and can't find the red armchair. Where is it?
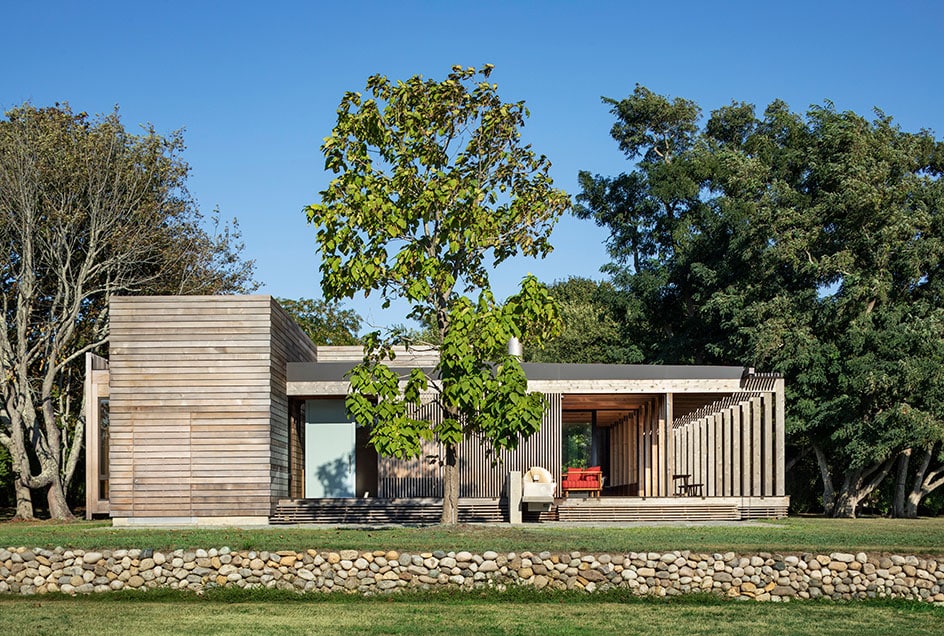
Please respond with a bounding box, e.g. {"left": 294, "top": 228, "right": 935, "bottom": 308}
{"left": 561, "top": 466, "right": 603, "bottom": 498}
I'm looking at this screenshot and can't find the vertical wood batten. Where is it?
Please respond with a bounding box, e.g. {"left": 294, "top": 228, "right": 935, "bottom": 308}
{"left": 751, "top": 397, "right": 762, "bottom": 496}
{"left": 722, "top": 409, "right": 733, "bottom": 496}
{"left": 762, "top": 393, "right": 773, "bottom": 497}
{"left": 379, "top": 393, "right": 562, "bottom": 499}
{"left": 775, "top": 378, "right": 786, "bottom": 496}
{"left": 379, "top": 399, "right": 442, "bottom": 498}
{"left": 662, "top": 394, "right": 672, "bottom": 497}
{"left": 706, "top": 413, "right": 716, "bottom": 497}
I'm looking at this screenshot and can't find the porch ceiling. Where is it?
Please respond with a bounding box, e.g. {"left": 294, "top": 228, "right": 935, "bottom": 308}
{"left": 562, "top": 392, "right": 731, "bottom": 426}
{"left": 562, "top": 394, "right": 652, "bottom": 427}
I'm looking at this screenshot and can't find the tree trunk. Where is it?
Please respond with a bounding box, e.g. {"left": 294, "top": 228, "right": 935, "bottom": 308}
{"left": 813, "top": 444, "right": 836, "bottom": 514}
{"left": 45, "top": 478, "right": 74, "bottom": 521}
{"left": 441, "top": 443, "right": 459, "bottom": 525}
{"left": 892, "top": 444, "right": 944, "bottom": 518}
{"left": 7, "top": 412, "right": 37, "bottom": 520}
{"left": 830, "top": 477, "right": 864, "bottom": 518}
{"left": 829, "top": 456, "right": 895, "bottom": 518}
{"left": 785, "top": 445, "right": 811, "bottom": 475}
{"left": 893, "top": 449, "right": 911, "bottom": 518}
{"left": 13, "top": 478, "right": 34, "bottom": 520}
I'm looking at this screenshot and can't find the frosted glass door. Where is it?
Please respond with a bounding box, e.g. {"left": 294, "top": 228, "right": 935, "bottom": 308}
{"left": 304, "top": 400, "right": 356, "bottom": 498}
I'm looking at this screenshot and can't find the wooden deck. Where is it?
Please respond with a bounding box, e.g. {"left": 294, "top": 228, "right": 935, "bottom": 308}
{"left": 557, "top": 496, "right": 789, "bottom": 522}
{"left": 271, "top": 495, "right": 788, "bottom": 524}
{"left": 272, "top": 498, "right": 545, "bottom": 524}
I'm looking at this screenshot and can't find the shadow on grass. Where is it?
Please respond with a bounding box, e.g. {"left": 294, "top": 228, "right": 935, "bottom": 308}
{"left": 12, "top": 586, "right": 941, "bottom": 614}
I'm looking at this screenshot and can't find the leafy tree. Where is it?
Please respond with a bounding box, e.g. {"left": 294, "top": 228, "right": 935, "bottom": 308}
{"left": 307, "top": 65, "right": 569, "bottom": 524}
{"left": 528, "top": 277, "right": 640, "bottom": 364}
{"left": 0, "top": 103, "right": 257, "bottom": 520}
{"left": 276, "top": 298, "right": 361, "bottom": 345}
{"left": 579, "top": 88, "right": 944, "bottom": 517}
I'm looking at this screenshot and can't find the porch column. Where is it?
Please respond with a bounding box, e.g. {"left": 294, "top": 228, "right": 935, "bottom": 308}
{"left": 663, "top": 393, "right": 673, "bottom": 497}
{"left": 775, "top": 378, "right": 786, "bottom": 496}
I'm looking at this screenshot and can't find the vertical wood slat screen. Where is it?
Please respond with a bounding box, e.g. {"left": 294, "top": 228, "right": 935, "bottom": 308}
{"left": 459, "top": 393, "right": 562, "bottom": 498}
{"left": 608, "top": 412, "right": 640, "bottom": 492}
{"left": 377, "top": 394, "right": 563, "bottom": 499}
{"left": 672, "top": 390, "right": 782, "bottom": 497}
{"left": 634, "top": 396, "right": 672, "bottom": 497}
{"left": 377, "top": 399, "right": 443, "bottom": 498}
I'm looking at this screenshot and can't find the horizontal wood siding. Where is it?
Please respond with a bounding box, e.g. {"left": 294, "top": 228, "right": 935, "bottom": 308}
{"left": 269, "top": 300, "right": 319, "bottom": 509}
{"left": 109, "top": 296, "right": 280, "bottom": 519}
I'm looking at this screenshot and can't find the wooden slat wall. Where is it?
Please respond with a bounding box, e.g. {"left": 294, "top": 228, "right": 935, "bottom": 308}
{"left": 608, "top": 412, "right": 638, "bottom": 493}
{"left": 315, "top": 345, "right": 440, "bottom": 367}
{"left": 378, "top": 394, "right": 563, "bottom": 499}
{"left": 459, "top": 393, "right": 562, "bottom": 498}
{"left": 109, "top": 295, "right": 317, "bottom": 520}
{"left": 288, "top": 400, "right": 305, "bottom": 499}
{"left": 84, "top": 353, "right": 111, "bottom": 518}
{"left": 633, "top": 396, "right": 668, "bottom": 497}
{"left": 671, "top": 387, "right": 784, "bottom": 498}
{"left": 378, "top": 399, "right": 443, "bottom": 498}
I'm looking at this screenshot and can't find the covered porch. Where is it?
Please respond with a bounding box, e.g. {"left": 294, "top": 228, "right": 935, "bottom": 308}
{"left": 284, "top": 360, "right": 788, "bottom": 523}
{"left": 559, "top": 376, "right": 786, "bottom": 501}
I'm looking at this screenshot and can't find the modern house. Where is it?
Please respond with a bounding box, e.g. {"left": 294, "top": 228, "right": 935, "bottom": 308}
{"left": 85, "top": 295, "right": 789, "bottom": 525}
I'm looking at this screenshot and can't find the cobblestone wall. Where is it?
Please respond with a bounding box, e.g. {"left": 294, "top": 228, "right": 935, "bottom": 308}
{"left": 1, "top": 547, "right": 941, "bottom": 603}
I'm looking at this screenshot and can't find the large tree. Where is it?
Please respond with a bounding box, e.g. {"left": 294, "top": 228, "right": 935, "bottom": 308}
{"left": 307, "top": 65, "right": 569, "bottom": 524}
{"left": 0, "top": 103, "right": 257, "bottom": 520}
{"left": 276, "top": 297, "right": 361, "bottom": 345}
{"left": 578, "top": 87, "right": 944, "bottom": 517}
{"left": 527, "top": 277, "right": 640, "bottom": 364}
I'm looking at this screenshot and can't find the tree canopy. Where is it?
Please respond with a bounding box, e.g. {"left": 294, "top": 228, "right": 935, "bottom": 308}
{"left": 0, "top": 103, "right": 257, "bottom": 519}
{"left": 307, "top": 65, "right": 569, "bottom": 523}
{"left": 276, "top": 298, "right": 361, "bottom": 346}
{"left": 527, "top": 277, "right": 640, "bottom": 364}
{"left": 578, "top": 86, "right": 944, "bottom": 517}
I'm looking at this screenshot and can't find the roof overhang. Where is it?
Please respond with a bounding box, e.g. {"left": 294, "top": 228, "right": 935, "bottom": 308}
{"left": 286, "top": 362, "right": 752, "bottom": 397}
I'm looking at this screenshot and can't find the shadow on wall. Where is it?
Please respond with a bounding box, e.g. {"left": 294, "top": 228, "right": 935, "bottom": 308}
{"left": 317, "top": 457, "right": 352, "bottom": 497}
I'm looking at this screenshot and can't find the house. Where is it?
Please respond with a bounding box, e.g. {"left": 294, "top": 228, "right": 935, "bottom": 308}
{"left": 85, "top": 295, "right": 788, "bottom": 525}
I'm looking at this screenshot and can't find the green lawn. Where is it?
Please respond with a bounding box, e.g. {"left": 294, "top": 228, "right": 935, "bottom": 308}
{"left": 2, "top": 593, "right": 942, "bottom": 635}
{"left": 2, "top": 516, "right": 943, "bottom": 555}
{"left": 4, "top": 517, "right": 943, "bottom": 634}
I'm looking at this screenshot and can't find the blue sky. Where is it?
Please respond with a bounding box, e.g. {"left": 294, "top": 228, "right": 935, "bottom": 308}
{"left": 6, "top": 1, "right": 943, "bottom": 329}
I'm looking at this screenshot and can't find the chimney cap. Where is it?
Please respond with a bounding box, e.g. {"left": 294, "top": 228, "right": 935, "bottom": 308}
{"left": 507, "top": 336, "right": 523, "bottom": 359}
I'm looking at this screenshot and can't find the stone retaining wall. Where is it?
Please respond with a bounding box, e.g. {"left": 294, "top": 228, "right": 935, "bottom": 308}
{"left": 1, "top": 547, "right": 942, "bottom": 603}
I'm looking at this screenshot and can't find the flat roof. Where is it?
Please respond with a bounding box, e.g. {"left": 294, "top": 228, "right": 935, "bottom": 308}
{"left": 287, "top": 361, "right": 749, "bottom": 383}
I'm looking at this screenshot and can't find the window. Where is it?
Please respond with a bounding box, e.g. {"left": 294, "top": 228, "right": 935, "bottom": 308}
{"left": 98, "top": 397, "right": 109, "bottom": 499}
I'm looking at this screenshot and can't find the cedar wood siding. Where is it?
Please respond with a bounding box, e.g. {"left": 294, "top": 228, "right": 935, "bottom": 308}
{"left": 268, "top": 299, "right": 319, "bottom": 508}
{"left": 108, "top": 296, "right": 316, "bottom": 519}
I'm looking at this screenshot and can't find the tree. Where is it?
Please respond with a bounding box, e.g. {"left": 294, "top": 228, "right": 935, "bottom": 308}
{"left": 0, "top": 103, "right": 257, "bottom": 520}
{"left": 307, "top": 65, "right": 569, "bottom": 524}
{"left": 579, "top": 88, "right": 944, "bottom": 517}
{"left": 276, "top": 298, "right": 361, "bottom": 345}
{"left": 527, "top": 277, "right": 640, "bottom": 364}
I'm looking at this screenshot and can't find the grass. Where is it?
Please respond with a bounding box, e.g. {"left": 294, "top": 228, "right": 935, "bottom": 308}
{"left": 1, "top": 591, "right": 942, "bottom": 635}
{"left": 1, "top": 516, "right": 944, "bottom": 555}
{"left": 3, "top": 517, "right": 943, "bottom": 634}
